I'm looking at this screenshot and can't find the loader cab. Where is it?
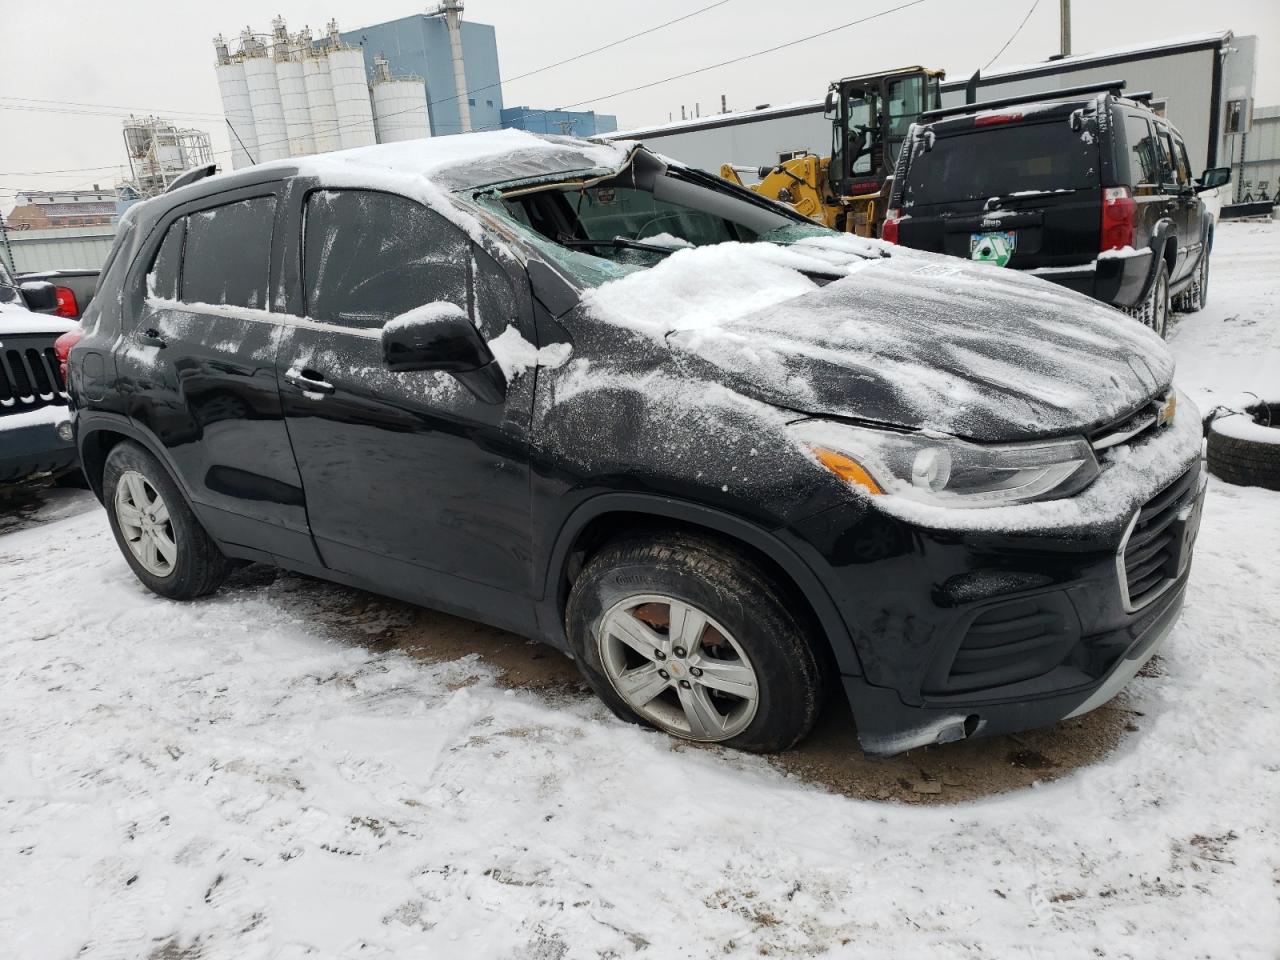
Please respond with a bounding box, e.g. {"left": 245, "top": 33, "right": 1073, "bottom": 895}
{"left": 826, "top": 67, "right": 943, "bottom": 200}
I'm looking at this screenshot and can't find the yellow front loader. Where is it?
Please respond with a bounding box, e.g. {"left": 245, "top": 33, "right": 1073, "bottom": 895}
{"left": 721, "top": 66, "right": 944, "bottom": 238}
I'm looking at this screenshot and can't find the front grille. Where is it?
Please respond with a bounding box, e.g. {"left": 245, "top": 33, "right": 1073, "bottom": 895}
{"left": 924, "top": 592, "right": 1081, "bottom": 694}
{"left": 0, "top": 336, "right": 67, "bottom": 417}
{"left": 1119, "top": 464, "right": 1200, "bottom": 610}
{"left": 1090, "top": 397, "right": 1164, "bottom": 451}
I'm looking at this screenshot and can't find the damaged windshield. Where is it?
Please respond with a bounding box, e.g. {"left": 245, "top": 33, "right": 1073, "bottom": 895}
{"left": 485, "top": 149, "right": 814, "bottom": 282}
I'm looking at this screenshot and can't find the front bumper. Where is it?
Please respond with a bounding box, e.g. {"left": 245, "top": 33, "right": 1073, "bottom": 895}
{"left": 0, "top": 405, "right": 78, "bottom": 485}
{"left": 786, "top": 462, "right": 1206, "bottom": 756}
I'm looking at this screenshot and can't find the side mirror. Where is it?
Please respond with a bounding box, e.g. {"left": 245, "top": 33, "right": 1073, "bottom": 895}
{"left": 19, "top": 280, "right": 58, "bottom": 313}
{"left": 1197, "top": 167, "right": 1231, "bottom": 190}
{"left": 823, "top": 89, "right": 836, "bottom": 119}
{"left": 381, "top": 302, "right": 507, "bottom": 403}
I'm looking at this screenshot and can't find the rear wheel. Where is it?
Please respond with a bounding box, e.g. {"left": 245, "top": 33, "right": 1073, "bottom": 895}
{"left": 1174, "top": 245, "right": 1210, "bottom": 313}
{"left": 1126, "top": 261, "right": 1170, "bottom": 338}
{"left": 103, "top": 441, "right": 232, "bottom": 599}
{"left": 566, "top": 532, "right": 825, "bottom": 753}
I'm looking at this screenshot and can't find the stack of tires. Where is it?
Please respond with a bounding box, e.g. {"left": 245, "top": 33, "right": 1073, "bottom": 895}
{"left": 1206, "top": 402, "right": 1280, "bottom": 491}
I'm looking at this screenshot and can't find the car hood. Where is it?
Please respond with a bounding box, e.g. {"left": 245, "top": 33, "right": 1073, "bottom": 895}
{"left": 655, "top": 248, "right": 1174, "bottom": 442}
{"left": 0, "top": 300, "right": 77, "bottom": 337}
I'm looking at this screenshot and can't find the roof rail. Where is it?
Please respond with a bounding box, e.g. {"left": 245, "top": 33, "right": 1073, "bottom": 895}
{"left": 921, "top": 80, "right": 1126, "bottom": 121}
{"left": 164, "top": 164, "right": 218, "bottom": 194}
{"left": 1127, "top": 90, "right": 1154, "bottom": 102}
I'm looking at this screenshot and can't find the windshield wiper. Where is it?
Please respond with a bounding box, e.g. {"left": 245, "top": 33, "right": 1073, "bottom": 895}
{"left": 557, "top": 235, "right": 680, "bottom": 257}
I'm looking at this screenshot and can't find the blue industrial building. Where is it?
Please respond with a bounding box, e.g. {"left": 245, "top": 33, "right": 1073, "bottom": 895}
{"left": 340, "top": 14, "right": 504, "bottom": 135}
{"left": 500, "top": 107, "right": 618, "bottom": 138}
{"left": 340, "top": 13, "right": 620, "bottom": 141}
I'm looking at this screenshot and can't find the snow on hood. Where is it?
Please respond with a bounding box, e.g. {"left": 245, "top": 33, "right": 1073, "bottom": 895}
{"left": 0, "top": 300, "right": 77, "bottom": 337}
{"left": 582, "top": 238, "right": 1173, "bottom": 441}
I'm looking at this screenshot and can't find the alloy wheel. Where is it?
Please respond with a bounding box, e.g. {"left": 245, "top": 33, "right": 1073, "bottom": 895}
{"left": 597, "top": 594, "right": 759, "bottom": 742}
{"left": 114, "top": 469, "right": 178, "bottom": 578}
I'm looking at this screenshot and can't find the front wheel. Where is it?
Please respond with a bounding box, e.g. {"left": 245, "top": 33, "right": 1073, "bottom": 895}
{"left": 103, "top": 441, "right": 232, "bottom": 599}
{"left": 566, "top": 533, "right": 826, "bottom": 753}
{"left": 1174, "top": 245, "right": 1210, "bottom": 313}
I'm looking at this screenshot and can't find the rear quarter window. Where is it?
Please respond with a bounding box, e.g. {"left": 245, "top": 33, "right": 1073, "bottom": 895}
{"left": 1124, "top": 114, "right": 1160, "bottom": 186}
{"left": 902, "top": 118, "right": 1099, "bottom": 206}
{"left": 180, "top": 197, "right": 276, "bottom": 310}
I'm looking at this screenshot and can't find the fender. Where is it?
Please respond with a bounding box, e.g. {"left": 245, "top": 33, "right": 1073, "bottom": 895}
{"left": 535, "top": 491, "right": 865, "bottom": 677}
{"left": 1137, "top": 218, "right": 1178, "bottom": 296}
{"left": 75, "top": 410, "right": 192, "bottom": 504}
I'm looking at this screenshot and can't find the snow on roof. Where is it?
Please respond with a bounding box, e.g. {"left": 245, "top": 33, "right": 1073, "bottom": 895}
{"left": 951, "top": 30, "right": 1233, "bottom": 85}
{"left": 258, "top": 130, "right": 633, "bottom": 244}
{"left": 607, "top": 98, "right": 825, "bottom": 141}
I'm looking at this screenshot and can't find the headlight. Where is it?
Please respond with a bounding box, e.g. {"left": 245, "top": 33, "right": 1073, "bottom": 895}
{"left": 790, "top": 419, "right": 1100, "bottom": 508}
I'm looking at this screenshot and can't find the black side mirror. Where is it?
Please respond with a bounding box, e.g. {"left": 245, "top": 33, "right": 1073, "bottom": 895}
{"left": 823, "top": 89, "right": 836, "bottom": 119}
{"left": 19, "top": 280, "right": 58, "bottom": 313}
{"left": 1197, "top": 167, "right": 1231, "bottom": 191}
{"left": 382, "top": 303, "right": 507, "bottom": 403}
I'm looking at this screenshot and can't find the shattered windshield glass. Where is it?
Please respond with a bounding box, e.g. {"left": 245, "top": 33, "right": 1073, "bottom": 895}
{"left": 482, "top": 150, "right": 841, "bottom": 286}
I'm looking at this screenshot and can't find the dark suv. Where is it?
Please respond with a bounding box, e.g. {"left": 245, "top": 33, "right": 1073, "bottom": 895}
{"left": 883, "top": 82, "right": 1231, "bottom": 338}
{"left": 68, "top": 132, "right": 1205, "bottom": 756}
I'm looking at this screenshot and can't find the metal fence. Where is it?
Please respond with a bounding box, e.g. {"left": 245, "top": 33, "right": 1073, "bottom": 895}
{"left": 1, "top": 224, "right": 117, "bottom": 274}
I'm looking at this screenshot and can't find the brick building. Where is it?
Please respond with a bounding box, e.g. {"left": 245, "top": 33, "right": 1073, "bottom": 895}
{"left": 6, "top": 187, "right": 116, "bottom": 230}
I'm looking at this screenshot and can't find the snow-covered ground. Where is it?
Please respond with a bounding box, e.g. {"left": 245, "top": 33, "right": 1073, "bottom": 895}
{"left": 3, "top": 223, "right": 1279, "bottom": 959}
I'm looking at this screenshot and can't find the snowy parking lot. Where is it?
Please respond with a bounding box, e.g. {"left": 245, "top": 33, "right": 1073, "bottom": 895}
{"left": 3, "top": 221, "right": 1279, "bottom": 959}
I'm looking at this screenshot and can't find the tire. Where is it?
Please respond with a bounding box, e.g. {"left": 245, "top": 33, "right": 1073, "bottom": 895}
{"left": 103, "top": 441, "right": 232, "bottom": 599}
{"left": 1206, "top": 408, "right": 1280, "bottom": 491}
{"left": 1125, "top": 260, "right": 1171, "bottom": 338}
{"left": 1173, "top": 243, "right": 1210, "bottom": 313}
{"left": 566, "top": 532, "right": 825, "bottom": 753}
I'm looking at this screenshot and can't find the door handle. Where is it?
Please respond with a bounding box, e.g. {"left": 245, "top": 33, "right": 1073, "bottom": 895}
{"left": 138, "top": 328, "right": 166, "bottom": 348}
{"left": 284, "top": 367, "right": 335, "bottom": 395}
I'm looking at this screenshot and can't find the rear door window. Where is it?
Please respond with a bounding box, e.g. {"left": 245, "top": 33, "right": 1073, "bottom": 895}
{"left": 1125, "top": 115, "right": 1159, "bottom": 186}
{"left": 180, "top": 197, "right": 276, "bottom": 310}
{"left": 302, "top": 189, "right": 469, "bottom": 330}
{"left": 902, "top": 119, "right": 1098, "bottom": 206}
{"left": 148, "top": 218, "right": 186, "bottom": 301}
{"left": 1154, "top": 125, "right": 1178, "bottom": 188}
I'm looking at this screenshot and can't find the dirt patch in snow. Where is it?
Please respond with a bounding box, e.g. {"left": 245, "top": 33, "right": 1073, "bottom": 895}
{"left": 225, "top": 563, "right": 1128, "bottom": 805}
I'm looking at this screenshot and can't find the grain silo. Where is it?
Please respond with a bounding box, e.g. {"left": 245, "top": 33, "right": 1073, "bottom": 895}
{"left": 370, "top": 57, "right": 430, "bottom": 144}
{"left": 302, "top": 30, "right": 341, "bottom": 154}
{"left": 273, "top": 20, "right": 316, "bottom": 157}
{"left": 326, "top": 21, "right": 377, "bottom": 150}
{"left": 241, "top": 30, "right": 290, "bottom": 162}
{"left": 213, "top": 35, "right": 258, "bottom": 169}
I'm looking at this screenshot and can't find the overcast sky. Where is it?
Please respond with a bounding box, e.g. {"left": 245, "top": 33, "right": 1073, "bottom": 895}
{"left": 1, "top": 0, "right": 1276, "bottom": 204}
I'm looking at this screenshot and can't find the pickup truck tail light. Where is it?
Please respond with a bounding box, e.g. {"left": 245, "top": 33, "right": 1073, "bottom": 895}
{"left": 881, "top": 208, "right": 903, "bottom": 244}
{"left": 53, "top": 285, "right": 79, "bottom": 319}
{"left": 53, "top": 328, "right": 85, "bottom": 384}
{"left": 1100, "top": 186, "right": 1136, "bottom": 252}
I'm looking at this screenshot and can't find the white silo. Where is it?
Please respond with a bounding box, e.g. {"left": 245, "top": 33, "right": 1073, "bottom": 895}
{"left": 302, "top": 37, "right": 341, "bottom": 154}
{"left": 328, "top": 38, "right": 377, "bottom": 150}
{"left": 275, "top": 34, "right": 316, "bottom": 157}
{"left": 242, "top": 32, "right": 289, "bottom": 163}
{"left": 371, "top": 58, "right": 430, "bottom": 144}
{"left": 214, "top": 36, "right": 258, "bottom": 169}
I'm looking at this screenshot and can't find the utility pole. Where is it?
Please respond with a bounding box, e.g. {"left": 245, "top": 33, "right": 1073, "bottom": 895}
{"left": 1060, "top": 0, "right": 1071, "bottom": 58}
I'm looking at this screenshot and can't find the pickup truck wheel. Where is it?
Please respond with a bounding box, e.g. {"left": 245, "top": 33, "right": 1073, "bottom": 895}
{"left": 103, "top": 441, "right": 232, "bottom": 599}
{"left": 1126, "top": 261, "right": 1170, "bottom": 338}
{"left": 566, "top": 532, "right": 825, "bottom": 753}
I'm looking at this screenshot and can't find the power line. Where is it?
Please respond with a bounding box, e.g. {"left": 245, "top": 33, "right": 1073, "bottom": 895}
{"left": 982, "top": 0, "right": 1043, "bottom": 71}
{"left": 0, "top": 95, "right": 224, "bottom": 120}
{"left": 477, "top": 0, "right": 931, "bottom": 131}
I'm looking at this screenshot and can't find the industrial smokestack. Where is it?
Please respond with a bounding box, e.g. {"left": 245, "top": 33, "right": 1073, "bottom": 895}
{"left": 431, "top": 1, "right": 471, "bottom": 133}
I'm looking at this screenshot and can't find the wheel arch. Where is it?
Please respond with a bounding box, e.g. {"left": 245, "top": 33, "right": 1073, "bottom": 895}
{"left": 77, "top": 413, "right": 186, "bottom": 504}
{"left": 540, "top": 493, "right": 864, "bottom": 678}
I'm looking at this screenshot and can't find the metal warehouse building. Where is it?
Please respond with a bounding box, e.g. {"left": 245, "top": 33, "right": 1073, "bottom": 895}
{"left": 607, "top": 31, "right": 1259, "bottom": 179}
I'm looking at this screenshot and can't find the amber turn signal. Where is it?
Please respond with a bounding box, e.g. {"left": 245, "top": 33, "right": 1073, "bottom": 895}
{"left": 811, "top": 446, "right": 883, "bottom": 494}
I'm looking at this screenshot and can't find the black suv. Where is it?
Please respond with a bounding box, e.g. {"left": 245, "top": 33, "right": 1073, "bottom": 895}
{"left": 69, "top": 132, "right": 1205, "bottom": 756}
{"left": 884, "top": 82, "right": 1231, "bottom": 338}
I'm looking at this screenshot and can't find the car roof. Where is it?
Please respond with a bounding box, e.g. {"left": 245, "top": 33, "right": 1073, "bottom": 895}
{"left": 160, "top": 130, "right": 634, "bottom": 211}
